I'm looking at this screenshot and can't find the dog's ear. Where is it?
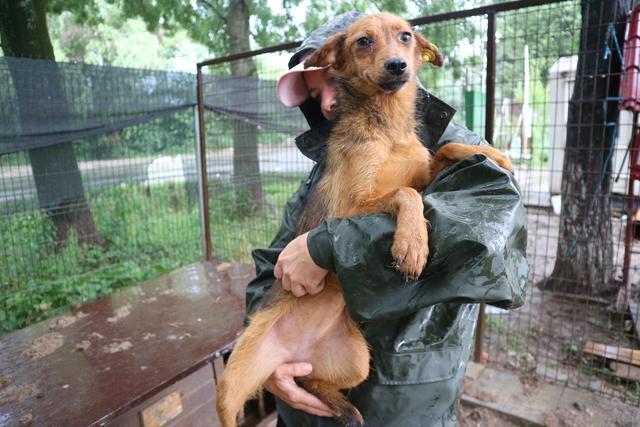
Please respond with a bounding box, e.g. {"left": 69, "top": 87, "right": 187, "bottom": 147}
{"left": 414, "top": 32, "right": 443, "bottom": 68}
{"left": 304, "top": 34, "right": 346, "bottom": 69}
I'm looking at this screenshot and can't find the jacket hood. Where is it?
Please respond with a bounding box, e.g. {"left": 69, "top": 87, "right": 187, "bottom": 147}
{"left": 288, "top": 12, "right": 366, "bottom": 69}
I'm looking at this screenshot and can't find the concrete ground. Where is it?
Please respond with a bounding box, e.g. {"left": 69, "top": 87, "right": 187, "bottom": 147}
{"left": 256, "top": 362, "right": 640, "bottom": 427}
{"left": 461, "top": 362, "right": 640, "bottom": 427}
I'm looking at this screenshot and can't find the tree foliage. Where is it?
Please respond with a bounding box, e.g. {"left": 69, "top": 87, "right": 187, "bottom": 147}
{"left": 45, "top": 0, "right": 436, "bottom": 57}
{"left": 47, "top": 2, "right": 208, "bottom": 69}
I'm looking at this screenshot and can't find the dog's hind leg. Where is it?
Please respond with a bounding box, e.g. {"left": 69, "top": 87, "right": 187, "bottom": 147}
{"left": 300, "top": 314, "right": 369, "bottom": 426}
{"left": 216, "top": 310, "right": 287, "bottom": 427}
{"left": 297, "top": 378, "right": 365, "bottom": 427}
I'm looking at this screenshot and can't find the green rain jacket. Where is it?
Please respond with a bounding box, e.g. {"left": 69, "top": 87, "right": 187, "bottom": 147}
{"left": 245, "top": 89, "right": 528, "bottom": 427}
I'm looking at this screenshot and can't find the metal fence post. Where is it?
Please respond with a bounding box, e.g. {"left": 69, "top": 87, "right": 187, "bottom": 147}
{"left": 474, "top": 10, "right": 497, "bottom": 364}
{"left": 196, "top": 65, "right": 213, "bottom": 261}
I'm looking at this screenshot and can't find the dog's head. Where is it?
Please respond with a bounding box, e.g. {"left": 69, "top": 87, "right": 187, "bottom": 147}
{"left": 304, "top": 13, "right": 443, "bottom": 96}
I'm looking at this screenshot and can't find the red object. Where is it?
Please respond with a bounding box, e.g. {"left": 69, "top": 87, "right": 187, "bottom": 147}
{"left": 480, "top": 351, "right": 489, "bottom": 364}
{"left": 621, "top": 6, "right": 640, "bottom": 285}
{"left": 631, "top": 133, "right": 640, "bottom": 181}
{"left": 620, "top": 5, "right": 640, "bottom": 111}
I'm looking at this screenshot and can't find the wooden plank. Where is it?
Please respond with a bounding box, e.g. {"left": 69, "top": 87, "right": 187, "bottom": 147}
{"left": 109, "top": 362, "right": 218, "bottom": 427}
{"left": 212, "top": 355, "right": 226, "bottom": 384}
{"left": 582, "top": 341, "right": 640, "bottom": 367}
{"left": 610, "top": 362, "right": 640, "bottom": 382}
{"left": 140, "top": 392, "right": 183, "bottom": 427}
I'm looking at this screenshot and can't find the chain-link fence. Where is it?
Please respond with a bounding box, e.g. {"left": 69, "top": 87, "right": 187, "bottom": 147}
{"left": 197, "top": 51, "right": 312, "bottom": 262}
{"left": 414, "top": 0, "right": 640, "bottom": 403}
{"left": 438, "top": 0, "right": 639, "bottom": 404}
{"left": 0, "top": 58, "right": 202, "bottom": 334}
{"left": 198, "top": 0, "right": 640, "bottom": 404}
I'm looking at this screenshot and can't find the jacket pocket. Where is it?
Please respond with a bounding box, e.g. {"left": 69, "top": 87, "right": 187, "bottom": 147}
{"left": 372, "top": 345, "right": 463, "bottom": 385}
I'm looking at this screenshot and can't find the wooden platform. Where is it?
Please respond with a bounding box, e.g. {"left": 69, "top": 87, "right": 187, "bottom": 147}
{"left": 0, "top": 261, "right": 254, "bottom": 426}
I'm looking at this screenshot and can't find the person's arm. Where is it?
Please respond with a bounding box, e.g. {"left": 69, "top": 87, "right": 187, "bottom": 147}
{"left": 245, "top": 165, "right": 316, "bottom": 316}
{"left": 306, "top": 123, "right": 528, "bottom": 322}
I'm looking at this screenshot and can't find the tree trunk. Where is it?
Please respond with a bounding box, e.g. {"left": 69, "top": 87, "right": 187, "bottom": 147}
{"left": 0, "top": 0, "right": 105, "bottom": 247}
{"left": 544, "top": 0, "right": 629, "bottom": 295}
{"left": 227, "top": 0, "right": 264, "bottom": 214}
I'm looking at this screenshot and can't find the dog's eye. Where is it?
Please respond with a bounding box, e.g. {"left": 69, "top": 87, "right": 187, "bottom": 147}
{"left": 357, "top": 37, "right": 372, "bottom": 48}
{"left": 399, "top": 32, "right": 412, "bottom": 43}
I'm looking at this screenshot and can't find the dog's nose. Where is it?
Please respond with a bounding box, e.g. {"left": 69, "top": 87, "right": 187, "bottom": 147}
{"left": 384, "top": 58, "right": 407, "bottom": 76}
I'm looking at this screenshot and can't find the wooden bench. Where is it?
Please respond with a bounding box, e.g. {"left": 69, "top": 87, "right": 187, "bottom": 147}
{"left": 0, "top": 261, "right": 256, "bottom": 426}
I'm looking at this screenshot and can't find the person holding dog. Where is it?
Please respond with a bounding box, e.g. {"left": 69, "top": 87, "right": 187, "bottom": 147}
{"left": 245, "top": 11, "right": 528, "bottom": 427}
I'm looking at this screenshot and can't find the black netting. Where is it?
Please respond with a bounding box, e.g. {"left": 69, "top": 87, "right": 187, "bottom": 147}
{"left": 0, "top": 57, "right": 196, "bottom": 154}
{"left": 203, "top": 74, "right": 307, "bottom": 134}
{"left": 0, "top": 57, "right": 307, "bottom": 155}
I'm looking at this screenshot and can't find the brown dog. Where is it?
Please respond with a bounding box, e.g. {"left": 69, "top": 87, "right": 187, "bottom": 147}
{"left": 216, "top": 13, "right": 513, "bottom": 427}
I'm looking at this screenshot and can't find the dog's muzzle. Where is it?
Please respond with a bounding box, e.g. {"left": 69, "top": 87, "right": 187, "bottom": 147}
{"left": 379, "top": 57, "right": 409, "bottom": 91}
{"left": 384, "top": 57, "right": 407, "bottom": 76}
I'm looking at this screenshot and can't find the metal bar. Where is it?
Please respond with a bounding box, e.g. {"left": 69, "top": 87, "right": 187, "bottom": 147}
{"left": 193, "top": 106, "right": 207, "bottom": 260}
{"left": 485, "top": 10, "right": 497, "bottom": 145}
{"left": 473, "top": 301, "right": 486, "bottom": 363}
{"left": 198, "top": 41, "right": 301, "bottom": 68}
{"left": 196, "top": 65, "right": 213, "bottom": 261}
{"left": 196, "top": 0, "right": 569, "bottom": 68}
{"left": 623, "top": 110, "right": 638, "bottom": 285}
{"left": 409, "top": 0, "right": 568, "bottom": 26}
{"left": 474, "top": 10, "right": 497, "bottom": 364}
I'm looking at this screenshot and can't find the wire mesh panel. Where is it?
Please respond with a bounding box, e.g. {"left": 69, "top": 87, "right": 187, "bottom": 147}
{"left": 0, "top": 59, "right": 201, "bottom": 334}
{"left": 415, "top": 16, "right": 488, "bottom": 139}
{"left": 419, "top": 0, "right": 640, "bottom": 403}
{"left": 200, "top": 53, "right": 311, "bottom": 262}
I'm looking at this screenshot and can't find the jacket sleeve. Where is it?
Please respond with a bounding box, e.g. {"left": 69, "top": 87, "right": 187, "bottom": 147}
{"left": 307, "top": 122, "right": 528, "bottom": 322}
{"left": 245, "top": 165, "right": 318, "bottom": 317}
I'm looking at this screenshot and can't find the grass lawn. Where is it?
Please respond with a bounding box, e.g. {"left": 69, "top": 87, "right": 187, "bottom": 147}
{"left": 0, "top": 173, "right": 303, "bottom": 334}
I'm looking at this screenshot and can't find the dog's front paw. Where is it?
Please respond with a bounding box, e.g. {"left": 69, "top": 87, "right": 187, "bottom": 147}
{"left": 485, "top": 149, "right": 514, "bottom": 173}
{"left": 391, "top": 223, "right": 429, "bottom": 281}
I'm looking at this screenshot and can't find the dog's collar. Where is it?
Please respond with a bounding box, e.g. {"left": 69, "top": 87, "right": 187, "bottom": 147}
{"left": 294, "top": 88, "right": 456, "bottom": 163}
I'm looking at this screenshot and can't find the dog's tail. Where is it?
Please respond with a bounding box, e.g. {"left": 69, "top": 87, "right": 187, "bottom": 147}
{"left": 216, "top": 306, "right": 286, "bottom": 427}
{"left": 298, "top": 378, "right": 365, "bottom": 427}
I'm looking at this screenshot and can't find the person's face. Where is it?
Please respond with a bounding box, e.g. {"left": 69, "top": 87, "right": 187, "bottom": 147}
{"left": 303, "top": 69, "right": 338, "bottom": 120}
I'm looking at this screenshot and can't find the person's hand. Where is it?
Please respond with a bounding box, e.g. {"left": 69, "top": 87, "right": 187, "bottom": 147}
{"left": 275, "top": 232, "right": 329, "bottom": 297}
{"left": 264, "top": 363, "right": 336, "bottom": 417}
